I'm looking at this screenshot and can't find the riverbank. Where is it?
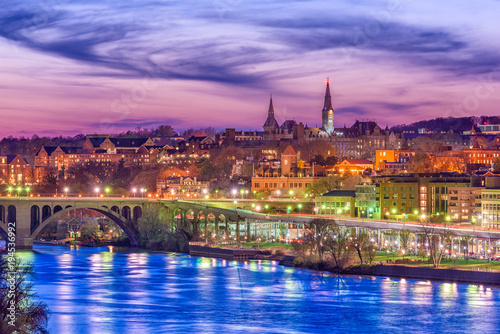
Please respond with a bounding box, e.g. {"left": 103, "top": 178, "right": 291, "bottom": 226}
{"left": 282, "top": 258, "right": 500, "bottom": 286}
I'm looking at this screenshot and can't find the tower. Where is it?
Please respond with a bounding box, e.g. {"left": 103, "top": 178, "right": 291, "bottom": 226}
{"left": 263, "top": 95, "right": 279, "bottom": 137}
{"left": 322, "top": 78, "right": 334, "bottom": 135}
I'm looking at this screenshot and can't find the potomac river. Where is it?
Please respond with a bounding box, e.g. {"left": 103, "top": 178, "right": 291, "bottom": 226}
{"left": 15, "top": 245, "right": 500, "bottom": 333}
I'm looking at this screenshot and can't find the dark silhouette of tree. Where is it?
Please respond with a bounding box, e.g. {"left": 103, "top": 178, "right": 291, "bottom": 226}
{"left": 0, "top": 258, "right": 49, "bottom": 333}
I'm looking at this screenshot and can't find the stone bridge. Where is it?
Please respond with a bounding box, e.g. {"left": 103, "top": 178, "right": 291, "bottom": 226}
{"left": 2, "top": 197, "right": 499, "bottom": 249}
{"left": 0, "top": 198, "right": 254, "bottom": 249}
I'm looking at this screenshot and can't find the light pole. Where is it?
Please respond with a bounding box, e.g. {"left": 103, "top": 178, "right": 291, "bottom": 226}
{"left": 26, "top": 187, "right": 30, "bottom": 198}
{"left": 17, "top": 187, "right": 21, "bottom": 198}
{"left": 94, "top": 187, "right": 100, "bottom": 198}
{"left": 132, "top": 188, "right": 137, "bottom": 197}
{"left": 64, "top": 187, "right": 69, "bottom": 198}
{"left": 105, "top": 187, "right": 110, "bottom": 198}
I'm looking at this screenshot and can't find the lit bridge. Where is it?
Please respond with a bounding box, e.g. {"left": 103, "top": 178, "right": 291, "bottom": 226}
{"left": 1, "top": 197, "right": 499, "bottom": 249}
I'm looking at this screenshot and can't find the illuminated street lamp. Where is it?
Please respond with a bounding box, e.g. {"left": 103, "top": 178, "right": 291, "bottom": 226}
{"left": 7, "top": 187, "right": 12, "bottom": 196}
{"left": 105, "top": 187, "right": 110, "bottom": 197}
{"left": 17, "top": 186, "right": 22, "bottom": 198}
{"left": 132, "top": 188, "right": 137, "bottom": 197}
{"left": 26, "top": 187, "right": 30, "bottom": 198}
{"left": 64, "top": 187, "right": 69, "bottom": 198}
{"left": 94, "top": 187, "right": 100, "bottom": 197}
{"left": 232, "top": 189, "right": 237, "bottom": 198}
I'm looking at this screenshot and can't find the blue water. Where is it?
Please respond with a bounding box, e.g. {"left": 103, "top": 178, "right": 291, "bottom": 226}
{"left": 16, "top": 245, "right": 500, "bottom": 334}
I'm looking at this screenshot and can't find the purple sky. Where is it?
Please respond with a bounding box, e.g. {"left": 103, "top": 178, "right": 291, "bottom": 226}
{"left": 1, "top": 0, "right": 499, "bottom": 137}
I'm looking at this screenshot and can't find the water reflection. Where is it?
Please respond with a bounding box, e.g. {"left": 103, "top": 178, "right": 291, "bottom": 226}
{"left": 27, "top": 245, "right": 500, "bottom": 334}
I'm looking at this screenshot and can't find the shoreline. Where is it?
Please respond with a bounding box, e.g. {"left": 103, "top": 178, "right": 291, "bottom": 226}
{"left": 188, "top": 244, "right": 500, "bottom": 286}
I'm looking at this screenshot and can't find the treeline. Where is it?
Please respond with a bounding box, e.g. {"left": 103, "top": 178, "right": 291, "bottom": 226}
{"left": 391, "top": 116, "right": 500, "bottom": 133}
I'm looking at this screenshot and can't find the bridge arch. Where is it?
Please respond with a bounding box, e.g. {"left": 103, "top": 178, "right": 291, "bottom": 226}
{"left": 31, "top": 205, "right": 40, "bottom": 233}
{"left": 133, "top": 206, "right": 142, "bottom": 223}
{"left": 30, "top": 204, "right": 139, "bottom": 247}
{"left": 54, "top": 205, "right": 63, "bottom": 214}
{"left": 121, "top": 206, "right": 131, "bottom": 221}
{"left": 111, "top": 206, "right": 120, "bottom": 214}
{"left": 42, "top": 205, "right": 51, "bottom": 221}
{"left": 7, "top": 205, "right": 16, "bottom": 223}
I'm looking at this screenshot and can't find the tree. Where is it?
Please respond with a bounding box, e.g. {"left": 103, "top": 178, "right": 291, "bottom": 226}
{"left": 324, "top": 227, "right": 352, "bottom": 269}
{"left": 407, "top": 152, "right": 434, "bottom": 173}
{"left": 307, "top": 219, "right": 337, "bottom": 262}
{"left": 421, "top": 221, "right": 454, "bottom": 268}
{"left": 310, "top": 155, "right": 326, "bottom": 166}
{"left": 0, "top": 258, "right": 49, "bottom": 333}
{"left": 307, "top": 175, "right": 342, "bottom": 196}
{"left": 493, "top": 157, "right": 500, "bottom": 172}
{"left": 399, "top": 229, "right": 413, "bottom": 251}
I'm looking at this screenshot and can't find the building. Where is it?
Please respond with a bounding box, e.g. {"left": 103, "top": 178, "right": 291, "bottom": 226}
{"left": 251, "top": 145, "right": 321, "bottom": 193}
{"left": 375, "top": 150, "right": 416, "bottom": 171}
{"left": 315, "top": 190, "right": 356, "bottom": 216}
{"left": 332, "top": 159, "right": 373, "bottom": 175}
{"left": 373, "top": 173, "right": 472, "bottom": 218}
{"left": 355, "top": 184, "right": 381, "bottom": 219}
{"left": 0, "top": 155, "right": 32, "bottom": 185}
{"left": 157, "top": 176, "right": 210, "bottom": 198}
{"left": 447, "top": 186, "right": 482, "bottom": 224}
{"left": 34, "top": 135, "right": 163, "bottom": 174}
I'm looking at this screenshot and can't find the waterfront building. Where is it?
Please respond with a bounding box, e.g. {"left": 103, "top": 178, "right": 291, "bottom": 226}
{"left": 315, "top": 190, "right": 356, "bottom": 216}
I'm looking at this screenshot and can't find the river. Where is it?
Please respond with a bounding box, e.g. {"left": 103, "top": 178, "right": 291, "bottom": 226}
{"left": 15, "top": 245, "right": 500, "bottom": 333}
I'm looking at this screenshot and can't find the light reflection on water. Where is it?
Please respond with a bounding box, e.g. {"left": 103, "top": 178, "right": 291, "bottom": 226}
{"left": 20, "top": 245, "right": 500, "bottom": 334}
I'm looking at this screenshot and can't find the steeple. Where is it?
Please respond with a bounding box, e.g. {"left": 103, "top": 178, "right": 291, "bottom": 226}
{"left": 268, "top": 95, "right": 275, "bottom": 117}
{"left": 321, "top": 78, "right": 334, "bottom": 135}
{"left": 263, "top": 94, "right": 279, "bottom": 134}
{"left": 323, "top": 78, "right": 332, "bottom": 111}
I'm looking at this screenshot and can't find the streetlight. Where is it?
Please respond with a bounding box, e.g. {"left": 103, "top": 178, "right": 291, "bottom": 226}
{"left": 105, "top": 187, "right": 110, "bottom": 197}
{"left": 64, "top": 187, "right": 69, "bottom": 198}
{"left": 17, "top": 187, "right": 22, "bottom": 198}
{"left": 132, "top": 188, "right": 137, "bottom": 197}
{"left": 94, "top": 187, "right": 100, "bottom": 197}
{"left": 232, "top": 189, "right": 237, "bottom": 198}
{"left": 26, "top": 187, "right": 30, "bottom": 198}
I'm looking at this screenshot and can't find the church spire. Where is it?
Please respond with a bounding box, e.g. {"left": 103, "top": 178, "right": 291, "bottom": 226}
{"left": 321, "top": 78, "right": 334, "bottom": 135}
{"left": 263, "top": 94, "right": 279, "bottom": 131}
{"left": 268, "top": 94, "right": 274, "bottom": 117}
{"left": 323, "top": 78, "right": 332, "bottom": 111}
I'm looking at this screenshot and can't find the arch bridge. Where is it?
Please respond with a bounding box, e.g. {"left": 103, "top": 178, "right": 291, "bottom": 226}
{"left": 2, "top": 198, "right": 500, "bottom": 250}
{"left": 0, "top": 198, "right": 251, "bottom": 249}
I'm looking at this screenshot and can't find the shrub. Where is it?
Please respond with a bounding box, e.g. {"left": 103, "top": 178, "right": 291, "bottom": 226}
{"left": 293, "top": 257, "right": 304, "bottom": 267}
{"left": 274, "top": 249, "right": 285, "bottom": 256}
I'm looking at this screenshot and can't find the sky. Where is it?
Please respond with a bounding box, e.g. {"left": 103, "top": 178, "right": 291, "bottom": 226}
{"left": 0, "top": 0, "right": 499, "bottom": 137}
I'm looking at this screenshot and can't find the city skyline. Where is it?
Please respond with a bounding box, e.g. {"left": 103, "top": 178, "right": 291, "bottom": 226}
{"left": 1, "top": 0, "right": 499, "bottom": 137}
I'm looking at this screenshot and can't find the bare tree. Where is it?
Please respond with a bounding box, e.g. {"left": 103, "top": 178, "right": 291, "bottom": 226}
{"left": 0, "top": 258, "right": 49, "bottom": 333}
{"left": 421, "top": 221, "right": 454, "bottom": 268}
